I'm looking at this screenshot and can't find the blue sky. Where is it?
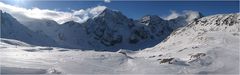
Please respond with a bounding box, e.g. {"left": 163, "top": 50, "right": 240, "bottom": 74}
{"left": 1, "top": 1, "right": 239, "bottom": 19}
{"left": 0, "top": 0, "right": 239, "bottom": 19}
{"left": 1, "top": 0, "right": 239, "bottom": 19}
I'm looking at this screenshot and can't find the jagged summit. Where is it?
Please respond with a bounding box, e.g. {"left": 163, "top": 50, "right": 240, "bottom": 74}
{"left": 139, "top": 15, "right": 164, "bottom": 26}
{"left": 187, "top": 13, "right": 239, "bottom": 32}
{"left": 141, "top": 15, "right": 163, "bottom": 20}
{"left": 94, "top": 8, "right": 129, "bottom": 21}
{"left": 62, "top": 21, "right": 81, "bottom": 26}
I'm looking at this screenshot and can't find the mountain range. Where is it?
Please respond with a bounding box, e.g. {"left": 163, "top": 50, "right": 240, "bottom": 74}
{"left": 1, "top": 8, "right": 203, "bottom": 51}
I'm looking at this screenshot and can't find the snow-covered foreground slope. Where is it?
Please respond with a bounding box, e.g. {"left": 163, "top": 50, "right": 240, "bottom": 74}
{"left": 137, "top": 13, "right": 240, "bottom": 74}
{"left": 1, "top": 38, "right": 184, "bottom": 74}
{"left": 1, "top": 28, "right": 239, "bottom": 74}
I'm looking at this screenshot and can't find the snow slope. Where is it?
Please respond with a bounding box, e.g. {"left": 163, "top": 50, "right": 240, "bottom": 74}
{"left": 1, "top": 32, "right": 239, "bottom": 74}
{"left": 0, "top": 39, "right": 153, "bottom": 74}
{"left": 138, "top": 13, "right": 240, "bottom": 74}
{"left": 20, "top": 19, "right": 60, "bottom": 41}
{"left": 0, "top": 11, "right": 57, "bottom": 46}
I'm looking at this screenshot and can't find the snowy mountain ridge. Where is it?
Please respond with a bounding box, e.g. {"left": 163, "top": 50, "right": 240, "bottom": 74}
{"left": 1, "top": 8, "right": 203, "bottom": 51}
{"left": 135, "top": 13, "right": 239, "bottom": 74}
{"left": 1, "top": 7, "right": 238, "bottom": 51}
{"left": 0, "top": 8, "right": 237, "bottom": 51}
{"left": 0, "top": 11, "right": 57, "bottom": 47}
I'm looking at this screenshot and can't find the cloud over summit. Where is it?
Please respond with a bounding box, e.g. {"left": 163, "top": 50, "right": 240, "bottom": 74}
{"left": 0, "top": 2, "right": 106, "bottom": 24}
{"left": 164, "top": 10, "right": 202, "bottom": 21}
{"left": 0, "top": 2, "right": 201, "bottom": 24}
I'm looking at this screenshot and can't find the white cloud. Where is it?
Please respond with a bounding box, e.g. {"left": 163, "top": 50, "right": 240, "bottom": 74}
{"left": 0, "top": 2, "right": 106, "bottom": 24}
{"left": 183, "top": 10, "right": 202, "bottom": 21}
{"left": 72, "top": 6, "right": 106, "bottom": 23}
{"left": 104, "top": 0, "right": 111, "bottom": 3}
{"left": 164, "top": 10, "right": 201, "bottom": 21}
{"left": 164, "top": 10, "right": 180, "bottom": 20}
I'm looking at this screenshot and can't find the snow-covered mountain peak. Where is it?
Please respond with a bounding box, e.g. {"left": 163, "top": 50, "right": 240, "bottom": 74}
{"left": 62, "top": 21, "right": 81, "bottom": 26}
{"left": 187, "top": 13, "right": 240, "bottom": 32}
{"left": 136, "top": 13, "right": 239, "bottom": 74}
{"left": 89, "top": 6, "right": 107, "bottom": 17}
{"left": 1, "top": 11, "right": 18, "bottom": 24}
{"left": 139, "top": 15, "right": 164, "bottom": 26}
{"left": 1, "top": 11, "right": 57, "bottom": 46}
{"left": 95, "top": 8, "right": 128, "bottom": 20}
{"left": 143, "top": 13, "right": 239, "bottom": 53}
{"left": 141, "top": 15, "right": 162, "bottom": 20}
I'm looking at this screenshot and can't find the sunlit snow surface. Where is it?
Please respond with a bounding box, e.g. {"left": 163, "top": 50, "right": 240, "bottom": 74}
{"left": 1, "top": 31, "right": 239, "bottom": 74}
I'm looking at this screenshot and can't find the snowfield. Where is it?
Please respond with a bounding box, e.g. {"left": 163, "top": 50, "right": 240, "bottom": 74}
{"left": 1, "top": 39, "right": 163, "bottom": 74}
{"left": 1, "top": 30, "right": 239, "bottom": 74}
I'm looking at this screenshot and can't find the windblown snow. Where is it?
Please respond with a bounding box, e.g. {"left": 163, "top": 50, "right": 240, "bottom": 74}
{"left": 0, "top": 6, "right": 239, "bottom": 74}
